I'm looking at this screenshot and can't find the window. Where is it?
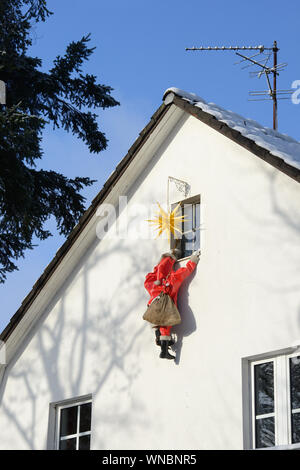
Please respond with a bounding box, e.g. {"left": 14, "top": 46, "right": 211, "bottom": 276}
{"left": 171, "top": 195, "right": 200, "bottom": 258}
{"left": 249, "top": 352, "right": 300, "bottom": 448}
{"left": 55, "top": 398, "right": 92, "bottom": 450}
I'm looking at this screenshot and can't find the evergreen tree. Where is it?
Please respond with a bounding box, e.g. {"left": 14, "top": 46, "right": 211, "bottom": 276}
{"left": 0, "top": 0, "right": 120, "bottom": 282}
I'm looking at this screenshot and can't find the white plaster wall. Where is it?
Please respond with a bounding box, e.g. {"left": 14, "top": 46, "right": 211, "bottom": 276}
{"left": 0, "top": 112, "right": 300, "bottom": 450}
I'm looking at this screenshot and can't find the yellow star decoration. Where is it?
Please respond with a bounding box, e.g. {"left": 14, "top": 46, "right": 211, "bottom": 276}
{"left": 147, "top": 202, "right": 187, "bottom": 241}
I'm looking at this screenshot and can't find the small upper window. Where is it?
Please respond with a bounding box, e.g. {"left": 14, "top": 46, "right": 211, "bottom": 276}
{"left": 171, "top": 195, "right": 200, "bottom": 259}
{"left": 55, "top": 399, "right": 92, "bottom": 450}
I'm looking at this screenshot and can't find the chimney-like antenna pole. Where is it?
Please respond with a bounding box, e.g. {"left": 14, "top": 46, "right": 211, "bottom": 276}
{"left": 273, "top": 40, "right": 278, "bottom": 130}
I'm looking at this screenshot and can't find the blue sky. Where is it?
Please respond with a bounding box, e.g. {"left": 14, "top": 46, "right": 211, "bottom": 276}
{"left": 1, "top": 0, "right": 300, "bottom": 332}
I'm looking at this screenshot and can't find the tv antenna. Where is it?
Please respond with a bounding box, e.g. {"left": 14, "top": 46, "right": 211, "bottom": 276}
{"left": 186, "top": 41, "right": 292, "bottom": 131}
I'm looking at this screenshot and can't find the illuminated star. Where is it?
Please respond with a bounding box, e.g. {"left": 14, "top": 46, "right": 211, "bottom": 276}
{"left": 147, "top": 202, "right": 187, "bottom": 241}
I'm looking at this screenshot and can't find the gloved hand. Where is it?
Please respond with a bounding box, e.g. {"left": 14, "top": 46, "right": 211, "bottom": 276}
{"left": 190, "top": 250, "right": 201, "bottom": 264}
{"left": 171, "top": 248, "right": 182, "bottom": 260}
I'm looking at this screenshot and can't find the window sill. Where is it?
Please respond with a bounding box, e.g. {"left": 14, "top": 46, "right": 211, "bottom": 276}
{"left": 176, "top": 253, "right": 201, "bottom": 263}
{"left": 176, "top": 256, "right": 192, "bottom": 262}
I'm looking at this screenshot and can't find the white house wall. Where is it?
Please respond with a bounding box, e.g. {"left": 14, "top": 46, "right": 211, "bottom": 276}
{"left": 0, "top": 111, "right": 300, "bottom": 450}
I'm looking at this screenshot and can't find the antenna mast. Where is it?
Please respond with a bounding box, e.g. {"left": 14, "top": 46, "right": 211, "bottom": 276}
{"left": 273, "top": 40, "right": 278, "bottom": 131}
{"left": 186, "top": 41, "right": 291, "bottom": 131}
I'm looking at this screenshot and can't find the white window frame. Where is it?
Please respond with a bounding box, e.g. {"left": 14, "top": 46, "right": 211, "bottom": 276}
{"left": 286, "top": 353, "right": 300, "bottom": 445}
{"left": 246, "top": 350, "right": 300, "bottom": 449}
{"left": 49, "top": 395, "right": 92, "bottom": 450}
{"left": 171, "top": 194, "right": 201, "bottom": 260}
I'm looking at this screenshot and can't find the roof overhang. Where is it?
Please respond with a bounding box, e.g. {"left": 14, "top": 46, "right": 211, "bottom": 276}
{"left": 163, "top": 89, "right": 300, "bottom": 184}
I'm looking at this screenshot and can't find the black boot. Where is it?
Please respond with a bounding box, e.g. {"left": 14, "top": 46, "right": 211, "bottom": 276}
{"left": 159, "top": 339, "right": 175, "bottom": 360}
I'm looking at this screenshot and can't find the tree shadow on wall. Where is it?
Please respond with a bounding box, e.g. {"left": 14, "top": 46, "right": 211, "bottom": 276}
{"left": 0, "top": 238, "right": 150, "bottom": 449}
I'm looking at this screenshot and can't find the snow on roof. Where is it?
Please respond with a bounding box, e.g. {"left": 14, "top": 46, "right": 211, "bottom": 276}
{"left": 165, "top": 87, "right": 300, "bottom": 171}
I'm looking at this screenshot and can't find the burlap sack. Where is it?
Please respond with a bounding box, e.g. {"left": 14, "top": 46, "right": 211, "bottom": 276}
{"left": 143, "top": 293, "right": 181, "bottom": 326}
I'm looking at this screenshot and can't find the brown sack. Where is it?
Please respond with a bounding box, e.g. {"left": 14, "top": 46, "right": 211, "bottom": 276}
{"left": 143, "top": 293, "right": 181, "bottom": 326}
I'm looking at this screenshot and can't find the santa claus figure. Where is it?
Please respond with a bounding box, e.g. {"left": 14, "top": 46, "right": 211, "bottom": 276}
{"left": 143, "top": 248, "right": 200, "bottom": 360}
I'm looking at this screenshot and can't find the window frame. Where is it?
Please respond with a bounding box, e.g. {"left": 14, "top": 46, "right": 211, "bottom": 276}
{"left": 49, "top": 395, "right": 92, "bottom": 450}
{"left": 250, "top": 357, "right": 277, "bottom": 448}
{"left": 286, "top": 353, "right": 300, "bottom": 445}
{"left": 171, "top": 194, "right": 201, "bottom": 260}
{"left": 245, "top": 349, "right": 300, "bottom": 449}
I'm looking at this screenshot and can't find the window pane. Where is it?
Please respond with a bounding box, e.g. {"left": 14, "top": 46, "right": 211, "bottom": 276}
{"left": 254, "top": 362, "right": 274, "bottom": 415}
{"left": 181, "top": 203, "right": 200, "bottom": 257}
{"left": 59, "top": 437, "right": 77, "bottom": 450}
{"left": 290, "top": 356, "right": 300, "bottom": 410}
{"left": 60, "top": 406, "right": 78, "bottom": 437}
{"left": 183, "top": 204, "right": 193, "bottom": 226}
{"left": 79, "top": 403, "right": 92, "bottom": 433}
{"left": 194, "top": 203, "right": 200, "bottom": 251}
{"left": 255, "top": 417, "right": 275, "bottom": 448}
{"left": 182, "top": 204, "right": 193, "bottom": 256}
{"left": 79, "top": 434, "right": 91, "bottom": 450}
{"left": 292, "top": 412, "right": 300, "bottom": 444}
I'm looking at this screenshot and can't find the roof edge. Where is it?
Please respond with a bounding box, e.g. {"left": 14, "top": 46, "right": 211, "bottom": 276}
{"left": 165, "top": 91, "right": 300, "bottom": 184}
{"left": 0, "top": 101, "right": 170, "bottom": 343}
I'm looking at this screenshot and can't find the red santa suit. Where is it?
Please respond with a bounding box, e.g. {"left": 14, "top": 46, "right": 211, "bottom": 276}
{"left": 144, "top": 254, "right": 197, "bottom": 336}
